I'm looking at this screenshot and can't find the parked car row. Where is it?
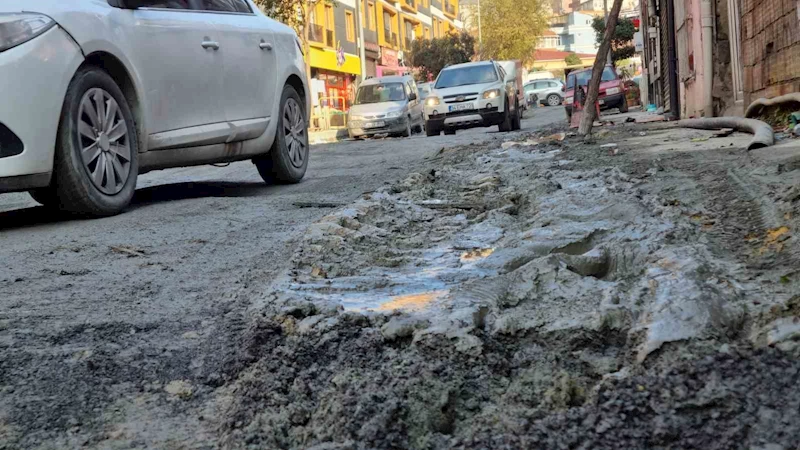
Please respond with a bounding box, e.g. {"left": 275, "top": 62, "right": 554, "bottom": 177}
{"left": 0, "top": 0, "right": 309, "bottom": 216}
{"left": 347, "top": 60, "right": 525, "bottom": 139}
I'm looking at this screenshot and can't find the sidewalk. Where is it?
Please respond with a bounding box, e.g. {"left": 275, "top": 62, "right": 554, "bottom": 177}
{"left": 309, "top": 128, "right": 349, "bottom": 145}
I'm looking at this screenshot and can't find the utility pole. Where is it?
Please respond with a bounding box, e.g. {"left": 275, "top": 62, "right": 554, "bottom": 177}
{"left": 356, "top": 0, "right": 367, "bottom": 83}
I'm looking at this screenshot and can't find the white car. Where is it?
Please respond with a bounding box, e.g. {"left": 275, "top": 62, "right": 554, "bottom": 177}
{"left": 524, "top": 79, "right": 565, "bottom": 107}
{"left": 0, "top": 0, "right": 309, "bottom": 216}
{"left": 423, "top": 61, "right": 522, "bottom": 136}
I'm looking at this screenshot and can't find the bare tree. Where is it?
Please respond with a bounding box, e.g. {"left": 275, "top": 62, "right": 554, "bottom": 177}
{"left": 578, "top": 0, "right": 624, "bottom": 135}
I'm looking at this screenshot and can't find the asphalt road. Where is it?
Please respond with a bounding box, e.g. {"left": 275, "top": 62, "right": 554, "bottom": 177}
{"left": 0, "top": 108, "right": 565, "bottom": 448}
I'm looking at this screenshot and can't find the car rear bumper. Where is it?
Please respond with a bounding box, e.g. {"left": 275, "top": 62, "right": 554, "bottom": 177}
{"left": 348, "top": 117, "right": 409, "bottom": 138}
{"left": 0, "top": 26, "right": 84, "bottom": 192}
{"left": 426, "top": 107, "right": 504, "bottom": 131}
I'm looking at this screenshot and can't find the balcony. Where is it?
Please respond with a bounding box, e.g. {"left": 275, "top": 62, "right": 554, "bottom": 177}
{"left": 383, "top": 29, "right": 398, "bottom": 47}
{"left": 444, "top": 2, "right": 457, "bottom": 18}
{"left": 401, "top": 0, "right": 417, "bottom": 12}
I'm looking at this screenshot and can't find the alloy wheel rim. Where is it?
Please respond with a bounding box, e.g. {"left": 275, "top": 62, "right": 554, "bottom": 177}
{"left": 283, "top": 98, "right": 307, "bottom": 168}
{"left": 77, "top": 88, "right": 131, "bottom": 195}
{"left": 548, "top": 95, "right": 560, "bottom": 106}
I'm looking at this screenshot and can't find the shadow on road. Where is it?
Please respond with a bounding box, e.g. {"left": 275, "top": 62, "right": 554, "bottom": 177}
{"left": 0, "top": 180, "right": 270, "bottom": 231}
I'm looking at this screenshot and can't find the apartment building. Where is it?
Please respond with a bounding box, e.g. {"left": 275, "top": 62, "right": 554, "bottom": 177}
{"left": 304, "top": 0, "right": 463, "bottom": 114}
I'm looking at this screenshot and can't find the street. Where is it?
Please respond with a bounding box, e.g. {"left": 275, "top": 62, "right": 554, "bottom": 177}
{"left": 3, "top": 106, "right": 800, "bottom": 449}
{"left": 0, "top": 109, "right": 564, "bottom": 448}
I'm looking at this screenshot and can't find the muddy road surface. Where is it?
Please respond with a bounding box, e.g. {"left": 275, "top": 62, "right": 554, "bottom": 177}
{"left": 0, "top": 111, "right": 562, "bottom": 449}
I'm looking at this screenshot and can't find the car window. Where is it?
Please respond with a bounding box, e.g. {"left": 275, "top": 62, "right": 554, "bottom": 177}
{"left": 548, "top": 81, "right": 560, "bottom": 88}
{"left": 524, "top": 84, "right": 535, "bottom": 93}
{"left": 128, "top": 0, "right": 191, "bottom": 8}
{"left": 435, "top": 65, "right": 498, "bottom": 89}
{"left": 355, "top": 83, "right": 406, "bottom": 104}
{"left": 534, "top": 81, "right": 546, "bottom": 89}
{"left": 568, "top": 68, "right": 616, "bottom": 89}
{"left": 199, "top": 0, "right": 252, "bottom": 12}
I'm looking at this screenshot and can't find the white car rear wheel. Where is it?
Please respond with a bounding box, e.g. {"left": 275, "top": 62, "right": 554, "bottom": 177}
{"left": 255, "top": 85, "right": 309, "bottom": 184}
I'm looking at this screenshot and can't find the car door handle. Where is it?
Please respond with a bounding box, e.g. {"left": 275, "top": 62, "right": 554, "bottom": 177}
{"left": 259, "top": 41, "right": 273, "bottom": 51}
{"left": 201, "top": 40, "right": 220, "bottom": 50}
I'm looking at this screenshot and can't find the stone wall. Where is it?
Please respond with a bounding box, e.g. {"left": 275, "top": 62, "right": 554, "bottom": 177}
{"left": 741, "top": 0, "right": 800, "bottom": 105}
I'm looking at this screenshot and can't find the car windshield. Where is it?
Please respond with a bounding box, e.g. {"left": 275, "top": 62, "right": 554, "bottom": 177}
{"left": 435, "top": 65, "right": 498, "bottom": 89}
{"left": 355, "top": 83, "right": 406, "bottom": 104}
{"left": 567, "top": 67, "right": 616, "bottom": 88}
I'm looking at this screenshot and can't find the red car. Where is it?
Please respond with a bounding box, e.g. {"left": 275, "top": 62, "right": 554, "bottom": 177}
{"left": 563, "top": 65, "right": 628, "bottom": 121}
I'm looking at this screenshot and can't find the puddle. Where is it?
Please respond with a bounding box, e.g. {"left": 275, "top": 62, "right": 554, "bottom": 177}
{"left": 377, "top": 290, "right": 448, "bottom": 312}
{"left": 460, "top": 248, "right": 495, "bottom": 262}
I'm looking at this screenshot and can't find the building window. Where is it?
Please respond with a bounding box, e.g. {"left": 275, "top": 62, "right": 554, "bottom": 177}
{"left": 404, "top": 20, "right": 414, "bottom": 49}
{"left": 366, "top": 2, "right": 375, "bottom": 30}
{"left": 346, "top": 11, "right": 355, "bottom": 42}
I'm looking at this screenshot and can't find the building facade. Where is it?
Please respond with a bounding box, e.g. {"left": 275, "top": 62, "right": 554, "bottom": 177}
{"left": 549, "top": 11, "right": 600, "bottom": 54}
{"left": 302, "top": 0, "right": 463, "bottom": 119}
{"left": 638, "top": 0, "right": 798, "bottom": 119}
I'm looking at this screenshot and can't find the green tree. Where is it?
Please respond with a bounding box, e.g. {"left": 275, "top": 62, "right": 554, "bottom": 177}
{"left": 565, "top": 52, "right": 582, "bottom": 66}
{"left": 253, "top": 0, "right": 336, "bottom": 83}
{"left": 591, "top": 16, "right": 635, "bottom": 63}
{"left": 479, "top": 0, "right": 549, "bottom": 65}
{"left": 409, "top": 32, "right": 477, "bottom": 81}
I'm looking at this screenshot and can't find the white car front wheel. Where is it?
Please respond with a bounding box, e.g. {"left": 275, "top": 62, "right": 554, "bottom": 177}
{"left": 47, "top": 66, "right": 139, "bottom": 216}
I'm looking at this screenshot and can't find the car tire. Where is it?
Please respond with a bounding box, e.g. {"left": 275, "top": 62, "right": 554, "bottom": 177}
{"left": 547, "top": 94, "right": 562, "bottom": 106}
{"left": 255, "top": 85, "right": 309, "bottom": 184}
{"left": 426, "top": 124, "right": 440, "bottom": 137}
{"left": 50, "top": 66, "right": 139, "bottom": 217}
{"left": 498, "top": 101, "right": 513, "bottom": 132}
{"left": 401, "top": 118, "right": 412, "bottom": 137}
{"left": 619, "top": 99, "right": 629, "bottom": 113}
{"left": 511, "top": 101, "right": 522, "bottom": 131}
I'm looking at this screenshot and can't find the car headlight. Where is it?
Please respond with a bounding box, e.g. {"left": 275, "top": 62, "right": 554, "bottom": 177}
{"left": 482, "top": 89, "right": 501, "bottom": 99}
{"left": 386, "top": 110, "right": 403, "bottom": 118}
{"left": 426, "top": 97, "right": 440, "bottom": 106}
{"left": 0, "top": 13, "right": 56, "bottom": 53}
{"left": 605, "top": 87, "right": 620, "bottom": 95}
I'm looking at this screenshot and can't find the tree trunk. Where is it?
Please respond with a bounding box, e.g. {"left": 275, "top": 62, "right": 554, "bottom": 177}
{"left": 578, "top": 0, "right": 625, "bottom": 136}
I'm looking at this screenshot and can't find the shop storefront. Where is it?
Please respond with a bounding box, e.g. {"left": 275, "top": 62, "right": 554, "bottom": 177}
{"left": 376, "top": 48, "right": 410, "bottom": 77}
{"left": 308, "top": 46, "right": 361, "bottom": 128}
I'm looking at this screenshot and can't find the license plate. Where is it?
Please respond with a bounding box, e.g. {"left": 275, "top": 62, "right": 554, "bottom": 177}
{"left": 449, "top": 103, "right": 474, "bottom": 112}
{"left": 598, "top": 99, "right": 605, "bottom": 105}
{"left": 364, "top": 121, "right": 385, "bottom": 128}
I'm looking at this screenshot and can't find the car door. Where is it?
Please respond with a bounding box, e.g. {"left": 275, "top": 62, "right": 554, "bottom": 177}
{"left": 197, "top": 0, "right": 277, "bottom": 125}
{"left": 407, "top": 80, "right": 423, "bottom": 126}
{"left": 123, "top": 1, "right": 225, "bottom": 135}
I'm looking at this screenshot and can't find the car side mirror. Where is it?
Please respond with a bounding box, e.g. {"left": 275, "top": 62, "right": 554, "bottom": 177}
{"left": 561, "top": 85, "right": 566, "bottom": 92}
{"left": 409, "top": 92, "right": 418, "bottom": 101}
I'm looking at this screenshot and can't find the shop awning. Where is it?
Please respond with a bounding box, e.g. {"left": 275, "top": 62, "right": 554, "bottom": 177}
{"left": 308, "top": 47, "right": 361, "bottom": 76}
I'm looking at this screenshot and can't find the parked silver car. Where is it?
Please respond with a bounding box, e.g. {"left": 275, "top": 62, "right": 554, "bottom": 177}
{"left": 347, "top": 75, "right": 425, "bottom": 139}
{"left": 524, "top": 79, "right": 565, "bottom": 106}
{"left": 0, "top": 0, "right": 309, "bottom": 216}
